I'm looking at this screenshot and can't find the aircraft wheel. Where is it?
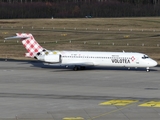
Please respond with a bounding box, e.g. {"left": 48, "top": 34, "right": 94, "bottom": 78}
{"left": 146, "top": 67, "right": 150, "bottom": 72}
{"left": 73, "top": 66, "right": 78, "bottom": 71}
{"left": 146, "top": 69, "right": 150, "bottom": 72}
{"left": 80, "top": 66, "right": 86, "bottom": 70}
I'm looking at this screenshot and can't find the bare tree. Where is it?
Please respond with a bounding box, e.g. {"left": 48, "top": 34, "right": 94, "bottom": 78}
{"left": 153, "top": 0, "right": 160, "bottom": 4}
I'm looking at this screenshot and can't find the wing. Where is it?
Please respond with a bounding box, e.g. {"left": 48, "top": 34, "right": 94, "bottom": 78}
{"left": 44, "top": 62, "right": 94, "bottom": 67}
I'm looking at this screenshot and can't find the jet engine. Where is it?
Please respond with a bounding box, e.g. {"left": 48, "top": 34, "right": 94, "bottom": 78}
{"left": 43, "top": 54, "right": 61, "bottom": 63}
{"left": 35, "top": 50, "right": 61, "bottom": 63}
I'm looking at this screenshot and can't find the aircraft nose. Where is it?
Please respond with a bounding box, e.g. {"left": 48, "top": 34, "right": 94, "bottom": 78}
{"left": 151, "top": 60, "right": 158, "bottom": 67}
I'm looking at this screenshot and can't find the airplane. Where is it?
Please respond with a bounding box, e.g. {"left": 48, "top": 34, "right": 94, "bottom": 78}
{"left": 5, "top": 33, "right": 157, "bottom": 72}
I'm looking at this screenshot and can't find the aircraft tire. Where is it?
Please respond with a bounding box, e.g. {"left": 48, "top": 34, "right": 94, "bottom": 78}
{"left": 146, "top": 69, "right": 150, "bottom": 72}
{"left": 73, "top": 66, "right": 78, "bottom": 71}
{"left": 80, "top": 66, "right": 86, "bottom": 70}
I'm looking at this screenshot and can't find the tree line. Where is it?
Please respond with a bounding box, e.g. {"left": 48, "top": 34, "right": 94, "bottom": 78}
{"left": 0, "top": 0, "right": 160, "bottom": 4}
{"left": 0, "top": 0, "right": 159, "bottom": 18}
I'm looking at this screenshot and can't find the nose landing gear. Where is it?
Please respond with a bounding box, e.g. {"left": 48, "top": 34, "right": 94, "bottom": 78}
{"left": 146, "top": 67, "right": 150, "bottom": 72}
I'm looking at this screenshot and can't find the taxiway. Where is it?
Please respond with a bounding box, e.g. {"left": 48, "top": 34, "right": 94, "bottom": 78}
{"left": 0, "top": 60, "right": 160, "bottom": 120}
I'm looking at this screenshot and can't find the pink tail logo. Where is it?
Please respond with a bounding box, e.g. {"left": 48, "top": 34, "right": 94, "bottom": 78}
{"left": 16, "top": 33, "right": 43, "bottom": 57}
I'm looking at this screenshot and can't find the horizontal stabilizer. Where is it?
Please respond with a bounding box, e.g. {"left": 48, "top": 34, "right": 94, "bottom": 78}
{"left": 5, "top": 36, "right": 29, "bottom": 40}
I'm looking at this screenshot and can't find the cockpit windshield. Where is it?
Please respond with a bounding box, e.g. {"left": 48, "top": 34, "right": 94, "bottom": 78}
{"left": 142, "top": 55, "right": 149, "bottom": 59}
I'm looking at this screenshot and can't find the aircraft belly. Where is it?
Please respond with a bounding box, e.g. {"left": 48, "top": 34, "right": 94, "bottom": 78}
{"left": 61, "top": 58, "right": 153, "bottom": 68}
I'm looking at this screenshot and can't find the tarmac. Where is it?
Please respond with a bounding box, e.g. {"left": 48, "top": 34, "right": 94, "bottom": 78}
{"left": 0, "top": 59, "right": 160, "bottom": 120}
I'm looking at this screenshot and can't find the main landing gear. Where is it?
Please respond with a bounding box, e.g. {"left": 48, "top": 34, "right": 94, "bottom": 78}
{"left": 73, "top": 66, "right": 78, "bottom": 71}
{"left": 73, "top": 66, "right": 86, "bottom": 71}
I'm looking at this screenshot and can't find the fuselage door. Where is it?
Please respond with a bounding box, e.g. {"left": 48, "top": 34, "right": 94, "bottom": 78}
{"left": 59, "top": 54, "right": 62, "bottom": 63}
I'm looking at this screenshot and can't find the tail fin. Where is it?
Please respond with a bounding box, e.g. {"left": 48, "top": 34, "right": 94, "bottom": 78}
{"left": 5, "top": 33, "right": 44, "bottom": 58}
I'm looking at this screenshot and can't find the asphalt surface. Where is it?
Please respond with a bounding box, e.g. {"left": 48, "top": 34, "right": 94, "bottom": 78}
{"left": 0, "top": 59, "right": 160, "bottom": 120}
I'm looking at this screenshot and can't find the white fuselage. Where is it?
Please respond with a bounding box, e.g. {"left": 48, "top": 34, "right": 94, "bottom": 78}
{"left": 39, "top": 51, "right": 157, "bottom": 68}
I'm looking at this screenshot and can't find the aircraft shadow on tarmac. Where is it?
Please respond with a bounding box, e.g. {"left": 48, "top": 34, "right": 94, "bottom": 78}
{"left": 30, "top": 61, "right": 160, "bottom": 72}
{"left": 0, "top": 58, "right": 158, "bottom": 72}
{"left": 26, "top": 59, "right": 159, "bottom": 72}
{"left": 22, "top": 61, "right": 159, "bottom": 72}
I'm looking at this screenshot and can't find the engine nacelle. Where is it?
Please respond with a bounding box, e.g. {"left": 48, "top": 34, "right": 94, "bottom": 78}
{"left": 44, "top": 54, "right": 61, "bottom": 63}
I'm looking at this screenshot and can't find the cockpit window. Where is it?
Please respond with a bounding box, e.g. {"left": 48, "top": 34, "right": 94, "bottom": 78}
{"left": 142, "top": 55, "right": 149, "bottom": 59}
